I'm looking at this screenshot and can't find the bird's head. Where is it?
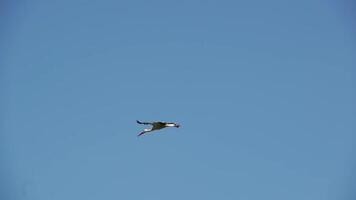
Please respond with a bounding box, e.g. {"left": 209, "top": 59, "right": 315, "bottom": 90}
{"left": 164, "top": 122, "right": 181, "bottom": 128}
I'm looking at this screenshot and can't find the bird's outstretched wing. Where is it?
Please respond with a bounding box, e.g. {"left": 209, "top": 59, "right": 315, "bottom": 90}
{"left": 137, "top": 131, "right": 146, "bottom": 137}
{"left": 136, "top": 120, "right": 152, "bottom": 125}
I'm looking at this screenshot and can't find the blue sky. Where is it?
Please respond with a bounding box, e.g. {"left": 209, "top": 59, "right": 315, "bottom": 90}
{"left": 1, "top": 0, "right": 355, "bottom": 199}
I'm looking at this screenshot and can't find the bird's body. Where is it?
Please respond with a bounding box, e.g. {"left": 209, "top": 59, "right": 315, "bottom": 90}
{"left": 137, "top": 120, "right": 180, "bottom": 136}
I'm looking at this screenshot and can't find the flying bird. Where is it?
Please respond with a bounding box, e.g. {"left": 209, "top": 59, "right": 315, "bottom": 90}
{"left": 136, "top": 120, "right": 180, "bottom": 137}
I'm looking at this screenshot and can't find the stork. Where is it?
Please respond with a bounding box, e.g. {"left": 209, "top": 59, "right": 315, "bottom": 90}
{"left": 136, "top": 120, "right": 180, "bottom": 137}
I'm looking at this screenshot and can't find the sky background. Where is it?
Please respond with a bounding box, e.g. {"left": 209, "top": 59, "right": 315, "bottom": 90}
{"left": 1, "top": 0, "right": 355, "bottom": 200}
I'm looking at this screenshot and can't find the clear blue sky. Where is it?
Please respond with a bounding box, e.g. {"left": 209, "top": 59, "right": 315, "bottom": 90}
{"left": 1, "top": 0, "right": 355, "bottom": 200}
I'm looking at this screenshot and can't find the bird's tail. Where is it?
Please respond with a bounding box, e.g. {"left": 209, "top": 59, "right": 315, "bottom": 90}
{"left": 136, "top": 120, "right": 143, "bottom": 124}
